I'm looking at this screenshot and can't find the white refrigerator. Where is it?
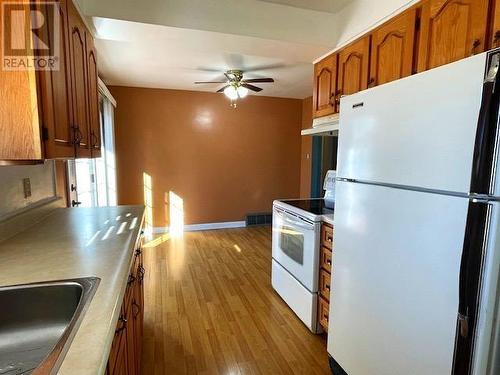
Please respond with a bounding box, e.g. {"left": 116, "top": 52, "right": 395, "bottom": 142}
{"left": 328, "top": 49, "right": 500, "bottom": 375}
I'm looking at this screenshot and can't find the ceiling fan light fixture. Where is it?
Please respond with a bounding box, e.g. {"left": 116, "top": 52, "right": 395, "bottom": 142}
{"left": 237, "top": 86, "right": 248, "bottom": 98}
{"left": 224, "top": 85, "right": 238, "bottom": 100}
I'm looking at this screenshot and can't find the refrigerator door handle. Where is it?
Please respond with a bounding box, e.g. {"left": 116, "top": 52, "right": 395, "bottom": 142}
{"left": 453, "top": 201, "right": 491, "bottom": 375}
{"left": 470, "top": 50, "right": 500, "bottom": 194}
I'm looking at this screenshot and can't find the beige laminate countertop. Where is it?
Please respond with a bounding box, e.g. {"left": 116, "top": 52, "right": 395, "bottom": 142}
{"left": 0, "top": 205, "right": 145, "bottom": 375}
{"left": 322, "top": 214, "right": 334, "bottom": 226}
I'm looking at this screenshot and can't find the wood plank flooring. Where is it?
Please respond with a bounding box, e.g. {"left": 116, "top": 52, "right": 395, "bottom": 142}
{"left": 141, "top": 226, "right": 330, "bottom": 375}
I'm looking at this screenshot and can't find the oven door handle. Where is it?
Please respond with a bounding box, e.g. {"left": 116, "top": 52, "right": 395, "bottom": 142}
{"left": 279, "top": 212, "right": 315, "bottom": 231}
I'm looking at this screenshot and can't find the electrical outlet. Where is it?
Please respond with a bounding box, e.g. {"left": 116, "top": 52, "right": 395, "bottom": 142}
{"left": 23, "top": 178, "right": 31, "bottom": 198}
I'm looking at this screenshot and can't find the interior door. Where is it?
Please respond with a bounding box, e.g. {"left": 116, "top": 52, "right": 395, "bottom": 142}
{"left": 328, "top": 180, "right": 469, "bottom": 375}
{"left": 370, "top": 8, "right": 417, "bottom": 86}
{"left": 68, "top": 0, "right": 90, "bottom": 157}
{"left": 337, "top": 35, "right": 370, "bottom": 99}
{"left": 313, "top": 54, "right": 338, "bottom": 118}
{"left": 417, "top": 0, "right": 489, "bottom": 72}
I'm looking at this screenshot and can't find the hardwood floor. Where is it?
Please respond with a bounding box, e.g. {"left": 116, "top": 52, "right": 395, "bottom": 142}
{"left": 141, "top": 226, "right": 330, "bottom": 374}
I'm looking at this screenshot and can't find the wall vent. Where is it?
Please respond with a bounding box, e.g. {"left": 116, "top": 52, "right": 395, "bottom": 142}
{"left": 246, "top": 212, "right": 272, "bottom": 226}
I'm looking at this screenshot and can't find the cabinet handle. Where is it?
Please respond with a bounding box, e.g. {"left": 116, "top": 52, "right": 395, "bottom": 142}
{"left": 368, "top": 78, "right": 375, "bottom": 88}
{"left": 324, "top": 314, "right": 329, "bottom": 322}
{"left": 71, "top": 125, "right": 80, "bottom": 145}
{"left": 326, "top": 259, "right": 332, "bottom": 265}
{"left": 115, "top": 315, "right": 127, "bottom": 334}
{"left": 335, "top": 90, "right": 343, "bottom": 105}
{"left": 132, "top": 300, "right": 141, "bottom": 318}
{"left": 127, "top": 274, "right": 136, "bottom": 286}
{"left": 471, "top": 39, "right": 481, "bottom": 55}
{"left": 138, "top": 264, "right": 146, "bottom": 282}
{"left": 325, "top": 284, "right": 330, "bottom": 291}
{"left": 495, "top": 31, "right": 500, "bottom": 45}
{"left": 329, "top": 92, "right": 336, "bottom": 106}
{"left": 135, "top": 248, "right": 142, "bottom": 256}
{"left": 91, "top": 131, "right": 99, "bottom": 148}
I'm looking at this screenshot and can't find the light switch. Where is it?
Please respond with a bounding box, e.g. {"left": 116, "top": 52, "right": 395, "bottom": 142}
{"left": 23, "top": 178, "right": 31, "bottom": 198}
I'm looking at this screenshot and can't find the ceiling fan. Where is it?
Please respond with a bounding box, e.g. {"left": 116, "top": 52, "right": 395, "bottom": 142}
{"left": 194, "top": 70, "right": 275, "bottom": 102}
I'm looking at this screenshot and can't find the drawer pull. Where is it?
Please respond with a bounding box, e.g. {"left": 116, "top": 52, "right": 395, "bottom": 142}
{"left": 325, "top": 284, "right": 330, "bottom": 291}
{"left": 115, "top": 315, "right": 127, "bottom": 334}
{"left": 326, "top": 259, "right": 332, "bottom": 265}
{"left": 127, "top": 274, "right": 136, "bottom": 286}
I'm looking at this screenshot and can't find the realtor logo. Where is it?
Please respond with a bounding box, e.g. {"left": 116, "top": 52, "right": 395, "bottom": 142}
{"left": 1, "top": 1, "right": 60, "bottom": 70}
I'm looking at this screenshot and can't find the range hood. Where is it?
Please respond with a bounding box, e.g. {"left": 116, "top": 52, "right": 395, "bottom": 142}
{"left": 301, "top": 113, "right": 339, "bottom": 136}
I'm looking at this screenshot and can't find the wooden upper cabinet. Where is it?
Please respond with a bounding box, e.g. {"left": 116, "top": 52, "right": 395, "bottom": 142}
{"left": 417, "top": 0, "right": 489, "bottom": 72}
{"left": 370, "top": 8, "right": 417, "bottom": 86}
{"left": 338, "top": 35, "right": 371, "bottom": 99}
{"left": 68, "top": 0, "right": 90, "bottom": 157}
{"left": 491, "top": 0, "right": 500, "bottom": 48}
{"left": 86, "top": 36, "right": 101, "bottom": 157}
{"left": 0, "top": 0, "right": 42, "bottom": 161}
{"left": 313, "top": 54, "right": 338, "bottom": 118}
{"left": 40, "top": 0, "right": 76, "bottom": 159}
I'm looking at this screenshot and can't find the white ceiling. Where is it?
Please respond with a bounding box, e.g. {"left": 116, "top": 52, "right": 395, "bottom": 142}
{"left": 257, "top": 0, "right": 353, "bottom": 13}
{"left": 79, "top": 0, "right": 356, "bottom": 98}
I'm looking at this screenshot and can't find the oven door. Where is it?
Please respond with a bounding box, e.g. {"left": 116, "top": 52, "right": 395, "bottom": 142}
{"left": 272, "top": 207, "right": 320, "bottom": 292}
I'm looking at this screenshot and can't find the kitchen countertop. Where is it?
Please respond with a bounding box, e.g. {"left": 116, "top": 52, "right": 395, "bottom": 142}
{"left": 0, "top": 205, "right": 145, "bottom": 375}
{"left": 322, "top": 214, "right": 334, "bottom": 226}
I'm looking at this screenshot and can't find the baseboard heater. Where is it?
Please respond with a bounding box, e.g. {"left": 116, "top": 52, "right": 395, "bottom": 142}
{"left": 246, "top": 212, "right": 272, "bottom": 226}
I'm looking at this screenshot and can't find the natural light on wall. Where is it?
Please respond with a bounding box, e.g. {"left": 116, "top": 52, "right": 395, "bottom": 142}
{"left": 169, "top": 191, "right": 184, "bottom": 237}
{"left": 143, "top": 172, "right": 153, "bottom": 235}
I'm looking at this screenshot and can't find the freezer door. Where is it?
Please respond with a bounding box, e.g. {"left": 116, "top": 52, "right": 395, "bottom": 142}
{"left": 328, "top": 181, "right": 469, "bottom": 375}
{"left": 337, "top": 52, "right": 486, "bottom": 193}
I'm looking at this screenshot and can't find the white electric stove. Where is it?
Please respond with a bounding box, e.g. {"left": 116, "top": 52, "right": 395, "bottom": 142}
{"left": 271, "top": 171, "right": 335, "bottom": 333}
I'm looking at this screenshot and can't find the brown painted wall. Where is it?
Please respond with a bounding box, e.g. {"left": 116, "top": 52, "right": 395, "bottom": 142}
{"left": 110, "top": 86, "right": 303, "bottom": 227}
{"left": 300, "top": 96, "right": 312, "bottom": 198}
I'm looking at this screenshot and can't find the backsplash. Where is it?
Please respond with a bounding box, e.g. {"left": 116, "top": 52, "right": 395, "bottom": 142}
{"left": 0, "top": 161, "right": 57, "bottom": 220}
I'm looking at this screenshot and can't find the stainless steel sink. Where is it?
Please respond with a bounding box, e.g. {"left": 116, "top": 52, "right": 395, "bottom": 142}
{"left": 0, "top": 277, "right": 99, "bottom": 375}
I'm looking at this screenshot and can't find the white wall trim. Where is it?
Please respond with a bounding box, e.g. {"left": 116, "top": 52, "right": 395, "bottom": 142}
{"left": 98, "top": 77, "right": 117, "bottom": 107}
{"left": 152, "top": 221, "right": 246, "bottom": 234}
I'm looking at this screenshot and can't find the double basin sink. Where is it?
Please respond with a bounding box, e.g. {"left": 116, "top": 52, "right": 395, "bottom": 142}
{"left": 0, "top": 277, "right": 99, "bottom": 374}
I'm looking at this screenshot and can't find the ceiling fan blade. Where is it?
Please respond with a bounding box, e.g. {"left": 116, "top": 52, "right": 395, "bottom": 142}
{"left": 217, "top": 85, "right": 230, "bottom": 93}
{"left": 242, "top": 78, "right": 274, "bottom": 83}
{"left": 194, "top": 81, "right": 227, "bottom": 84}
{"left": 242, "top": 83, "right": 263, "bottom": 92}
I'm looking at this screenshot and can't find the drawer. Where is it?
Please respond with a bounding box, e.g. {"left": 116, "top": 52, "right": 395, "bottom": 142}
{"left": 319, "top": 269, "right": 331, "bottom": 301}
{"left": 321, "top": 224, "right": 334, "bottom": 249}
{"left": 318, "top": 296, "right": 329, "bottom": 332}
{"left": 320, "top": 246, "right": 332, "bottom": 273}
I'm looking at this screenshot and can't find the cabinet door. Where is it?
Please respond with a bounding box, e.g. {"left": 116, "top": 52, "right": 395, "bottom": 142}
{"left": 312, "top": 54, "right": 338, "bottom": 118}
{"left": 417, "top": 0, "right": 489, "bottom": 72}
{"left": 338, "top": 36, "right": 371, "bottom": 100}
{"left": 68, "top": 0, "right": 90, "bottom": 157}
{"left": 491, "top": 0, "right": 500, "bottom": 48}
{"left": 0, "top": 0, "right": 42, "bottom": 161}
{"left": 370, "top": 8, "right": 417, "bottom": 86}
{"left": 125, "top": 297, "right": 136, "bottom": 375}
{"left": 132, "top": 255, "right": 144, "bottom": 374}
{"left": 86, "top": 36, "right": 101, "bottom": 157}
{"left": 39, "top": 0, "right": 75, "bottom": 158}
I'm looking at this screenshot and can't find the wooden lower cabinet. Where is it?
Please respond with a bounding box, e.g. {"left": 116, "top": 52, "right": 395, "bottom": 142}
{"left": 318, "top": 222, "right": 333, "bottom": 333}
{"left": 107, "top": 244, "right": 145, "bottom": 375}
